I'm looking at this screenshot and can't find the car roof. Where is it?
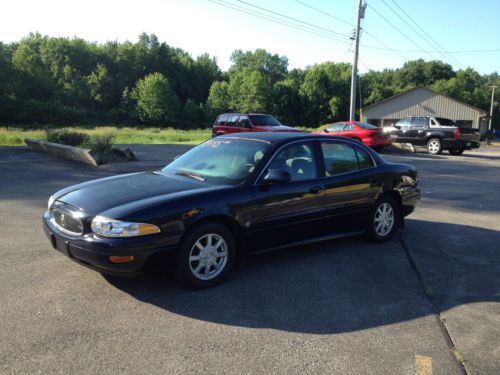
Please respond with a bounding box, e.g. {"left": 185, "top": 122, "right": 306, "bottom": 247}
{"left": 217, "top": 131, "right": 346, "bottom": 144}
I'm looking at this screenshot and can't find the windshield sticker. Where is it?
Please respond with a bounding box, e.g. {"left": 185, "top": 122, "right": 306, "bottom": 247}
{"left": 203, "top": 140, "right": 232, "bottom": 148}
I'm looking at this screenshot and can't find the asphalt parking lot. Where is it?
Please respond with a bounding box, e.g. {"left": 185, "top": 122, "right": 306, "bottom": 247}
{"left": 1, "top": 144, "right": 499, "bottom": 374}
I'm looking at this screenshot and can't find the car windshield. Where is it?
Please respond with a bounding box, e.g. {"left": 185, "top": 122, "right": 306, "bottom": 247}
{"left": 249, "top": 114, "right": 281, "bottom": 126}
{"left": 162, "top": 138, "right": 270, "bottom": 185}
{"left": 355, "top": 122, "right": 378, "bottom": 129}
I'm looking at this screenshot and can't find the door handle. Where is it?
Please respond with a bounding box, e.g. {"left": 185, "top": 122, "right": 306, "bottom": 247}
{"left": 309, "top": 186, "right": 324, "bottom": 194}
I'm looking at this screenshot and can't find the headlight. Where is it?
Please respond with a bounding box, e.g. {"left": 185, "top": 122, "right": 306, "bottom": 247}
{"left": 91, "top": 216, "right": 161, "bottom": 237}
{"left": 48, "top": 195, "right": 55, "bottom": 209}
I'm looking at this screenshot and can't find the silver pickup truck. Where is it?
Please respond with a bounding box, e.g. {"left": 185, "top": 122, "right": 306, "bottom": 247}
{"left": 386, "top": 116, "right": 480, "bottom": 155}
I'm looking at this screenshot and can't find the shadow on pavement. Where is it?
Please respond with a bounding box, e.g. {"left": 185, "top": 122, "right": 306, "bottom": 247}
{"left": 105, "top": 220, "right": 499, "bottom": 335}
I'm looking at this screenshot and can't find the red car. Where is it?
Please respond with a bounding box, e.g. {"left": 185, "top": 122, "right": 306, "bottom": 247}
{"left": 212, "top": 113, "right": 301, "bottom": 136}
{"left": 313, "top": 121, "right": 392, "bottom": 151}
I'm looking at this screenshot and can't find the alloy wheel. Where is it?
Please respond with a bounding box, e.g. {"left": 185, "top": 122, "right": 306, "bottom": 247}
{"left": 188, "top": 233, "right": 228, "bottom": 281}
{"left": 374, "top": 202, "right": 395, "bottom": 237}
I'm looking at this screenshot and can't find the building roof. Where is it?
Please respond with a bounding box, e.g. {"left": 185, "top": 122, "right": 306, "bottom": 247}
{"left": 363, "top": 87, "right": 487, "bottom": 116}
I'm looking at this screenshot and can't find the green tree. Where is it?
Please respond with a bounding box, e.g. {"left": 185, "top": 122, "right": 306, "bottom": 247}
{"left": 132, "top": 72, "right": 180, "bottom": 125}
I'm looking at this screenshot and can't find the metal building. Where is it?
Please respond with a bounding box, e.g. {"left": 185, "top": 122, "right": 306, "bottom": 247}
{"left": 363, "top": 87, "right": 489, "bottom": 134}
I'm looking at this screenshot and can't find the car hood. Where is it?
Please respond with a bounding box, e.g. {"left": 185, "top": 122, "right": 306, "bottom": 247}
{"left": 53, "top": 171, "right": 219, "bottom": 216}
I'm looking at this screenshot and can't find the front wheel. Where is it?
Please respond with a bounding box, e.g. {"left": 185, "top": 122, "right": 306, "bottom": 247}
{"left": 367, "top": 196, "right": 399, "bottom": 242}
{"left": 427, "top": 138, "right": 442, "bottom": 155}
{"left": 449, "top": 148, "right": 464, "bottom": 155}
{"left": 175, "top": 222, "right": 235, "bottom": 289}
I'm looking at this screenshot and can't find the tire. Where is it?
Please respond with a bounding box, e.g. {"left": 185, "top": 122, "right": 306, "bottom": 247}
{"left": 426, "top": 138, "right": 442, "bottom": 155}
{"left": 372, "top": 146, "right": 384, "bottom": 152}
{"left": 175, "top": 221, "right": 235, "bottom": 289}
{"left": 449, "top": 148, "right": 464, "bottom": 155}
{"left": 352, "top": 137, "right": 362, "bottom": 143}
{"left": 367, "top": 195, "right": 399, "bottom": 242}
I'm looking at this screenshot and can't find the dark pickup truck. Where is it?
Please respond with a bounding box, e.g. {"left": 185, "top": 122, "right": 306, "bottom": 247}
{"left": 386, "top": 116, "right": 480, "bottom": 155}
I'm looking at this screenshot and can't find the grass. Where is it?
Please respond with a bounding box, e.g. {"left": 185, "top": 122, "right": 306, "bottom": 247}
{"left": 0, "top": 125, "right": 323, "bottom": 147}
{"left": 0, "top": 126, "right": 214, "bottom": 146}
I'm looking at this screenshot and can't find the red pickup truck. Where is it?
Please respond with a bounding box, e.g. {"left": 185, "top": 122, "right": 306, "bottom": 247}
{"left": 212, "top": 113, "right": 300, "bottom": 136}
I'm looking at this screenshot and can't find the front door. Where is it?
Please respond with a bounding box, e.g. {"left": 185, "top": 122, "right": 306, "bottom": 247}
{"left": 248, "top": 141, "right": 325, "bottom": 251}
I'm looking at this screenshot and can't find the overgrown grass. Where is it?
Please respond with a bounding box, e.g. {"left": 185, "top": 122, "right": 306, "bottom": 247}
{"left": 0, "top": 125, "right": 324, "bottom": 147}
{"left": 0, "top": 126, "right": 214, "bottom": 146}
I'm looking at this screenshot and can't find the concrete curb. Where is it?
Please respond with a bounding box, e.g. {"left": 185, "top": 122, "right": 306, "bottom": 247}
{"left": 25, "top": 138, "right": 98, "bottom": 166}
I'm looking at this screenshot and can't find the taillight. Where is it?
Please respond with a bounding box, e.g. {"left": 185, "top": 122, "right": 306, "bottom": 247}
{"left": 453, "top": 128, "right": 460, "bottom": 140}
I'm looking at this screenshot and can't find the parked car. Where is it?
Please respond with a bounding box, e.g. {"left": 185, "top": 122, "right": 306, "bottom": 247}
{"left": 212, "top": 113, "right": 301, "bottom": 136}
{"left": 386, "top": 116, "right": 480, "bottom": 155}
{"left": 312, "top": 121, "right": 392, "bottom": 151}
{"left": 43, "top": 132, "right": 420, "bottom": 288}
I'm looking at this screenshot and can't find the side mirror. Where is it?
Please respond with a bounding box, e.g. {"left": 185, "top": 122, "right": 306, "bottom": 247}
{"left": 323, "top": 128, "right": 329, "bottom": 133}
{"left": 261, "top": 169, "right": 291, "bottom": 184}
{"left": 394, "top": 125, "right": 401, "bottom": 130}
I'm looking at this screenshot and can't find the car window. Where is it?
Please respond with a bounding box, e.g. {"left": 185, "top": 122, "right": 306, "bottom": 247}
{"left": 264, "top": 141, "right": 318, "bottom": 182}
{"left": 227, "top": 115, "right": 239, "bottom": 127}
{"left": 216, "top": 114, "right": 229, "bottom": 126}
{"left": 248, "top": 114, "right": 281, "bottom": 126}
{"left": 411, "top": 117, "right": 427, "bottom": 128}
{"left": 320, "top": 142, "right": 359, "bottom": 176}
{"left": 238, "top": 115, "right": 250, "bottom": 128}
{"left": 355, "top": 122, "right": 378, "bottom": 129}
{"left": 396, "top": 118, "right": 410, "bottom": 128}
{"left": 343, "top": 124, "right": 354, "bottom": 131}
{"left": 355, "top": 146, "right": 374, "bottom": 169}
{"left": 327, "top": 124, "right": 344, "bottom": 132}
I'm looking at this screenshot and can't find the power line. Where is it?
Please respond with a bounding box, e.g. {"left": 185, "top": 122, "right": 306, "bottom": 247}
{"left": 382, "top": 0, "right": 464, "bottom": 68}
{"left": 208, "top": 0, "right": 351, "bottom": 45}
{"left": 236, "top": 0, "right": 349, "bottom": 38}
{"left": 208, "top": 0, "right": 500, "bottom": 56}
{"left": 369, "top": 4, "right": 436, "bottom": 60}
{"left": 295, "top": 0, "right": 407, "bottom": 62}
{"left": 294, "top": 0, "right": 355, "bottom": 28}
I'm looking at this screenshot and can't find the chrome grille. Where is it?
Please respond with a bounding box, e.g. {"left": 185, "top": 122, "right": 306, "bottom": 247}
{"left": 50, "top": 207, "right": 83, "bottom": 235}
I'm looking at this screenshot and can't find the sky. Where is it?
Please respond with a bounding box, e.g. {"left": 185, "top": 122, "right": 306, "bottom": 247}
{"left": 1, "top": 0, "right": 499, "bottom": 74}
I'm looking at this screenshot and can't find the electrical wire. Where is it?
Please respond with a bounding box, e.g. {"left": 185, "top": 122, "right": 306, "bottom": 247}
{"left": 381, "top": 0, "right": 464, "bottom": 68}
{"left": 208, "top": 0, "right": 352, "bottom": 45}
{"left": 368, "top": 3, "right": 436, "bottom": 60}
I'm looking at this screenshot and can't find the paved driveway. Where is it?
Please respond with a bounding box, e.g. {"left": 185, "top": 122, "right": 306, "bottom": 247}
{"left": 0, "top": 145, "right": 498, "bottom": 374}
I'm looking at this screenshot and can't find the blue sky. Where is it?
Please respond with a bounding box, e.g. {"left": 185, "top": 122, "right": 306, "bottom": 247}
{"left": 1, "top": 0, "right": 499, "bottom": 74}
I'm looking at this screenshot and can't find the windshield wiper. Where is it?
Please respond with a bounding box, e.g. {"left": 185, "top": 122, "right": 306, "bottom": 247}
{"left": 173, "top": 170, "right": 206, "bottom": 182}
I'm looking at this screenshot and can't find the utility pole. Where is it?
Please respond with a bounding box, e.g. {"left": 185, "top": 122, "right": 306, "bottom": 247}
{"left": 488, "top": 85, "right": 497, "bottom": 132}
{"left": 349, "top": 0, "right": 366, "bottom": 121}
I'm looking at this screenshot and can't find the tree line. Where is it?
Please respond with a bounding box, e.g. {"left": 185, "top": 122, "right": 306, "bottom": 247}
{"left": 0, "top": 33, "right": 498, "bottom": 128}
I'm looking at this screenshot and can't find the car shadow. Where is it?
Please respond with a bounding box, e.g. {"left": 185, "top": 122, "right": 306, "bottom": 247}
{"left": 104, "top": 220, "right": 499, "bottom": 335}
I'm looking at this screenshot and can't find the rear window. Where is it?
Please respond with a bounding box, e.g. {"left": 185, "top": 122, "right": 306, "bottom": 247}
{"left": 435, "top": 117, "right": 457, "bottom": 127}
{"left": 249, "top": 115, "right": 281, "bottom": 126}
{"left": 355, "top": 122, "right": 378, "bottom": 129}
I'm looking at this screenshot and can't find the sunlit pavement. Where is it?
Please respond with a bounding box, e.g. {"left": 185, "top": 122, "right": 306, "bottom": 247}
{"left": 1, "top": 145, "right": 498, "bottom": 374}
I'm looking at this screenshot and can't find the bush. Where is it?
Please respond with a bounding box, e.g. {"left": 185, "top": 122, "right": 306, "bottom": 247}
{"left": 45, "top": 129, "right": 90, "bottom": 146}
{"left": 88, "top": 134, "right": 115, "bottom": 164}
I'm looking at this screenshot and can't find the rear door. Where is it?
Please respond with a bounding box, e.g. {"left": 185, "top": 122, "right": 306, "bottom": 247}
{"left": 249, "top": 140, "right": 326, "bottom": 250}
{"left": 319, "top": 140, "right": 379, "bottom": 233}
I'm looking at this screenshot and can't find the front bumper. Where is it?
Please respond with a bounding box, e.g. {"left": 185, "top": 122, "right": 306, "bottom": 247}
{"left": 43, "top": 211, "right": 177, "bottom": 276}
{"left": 401, "top": 187, "right": 420, "bottom": 217}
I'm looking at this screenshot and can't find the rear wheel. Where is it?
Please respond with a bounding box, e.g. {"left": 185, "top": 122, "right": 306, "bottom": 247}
{"left": 352, "top": 137, "right": 362, "bottom": 143}
{"left": 372, "top": 146, "right": 384, "bottom": 152}
{"left": 449, "top": 148, "right": 464, "bottom": 155}
{"left": 426, "top": 138, "right": 442, "bottom": 155}
{"left": 175, "top": 222, "right": 235, "bottom": 289}
{"left": 367, "top": 195, "right": 399, "bottom": 242}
